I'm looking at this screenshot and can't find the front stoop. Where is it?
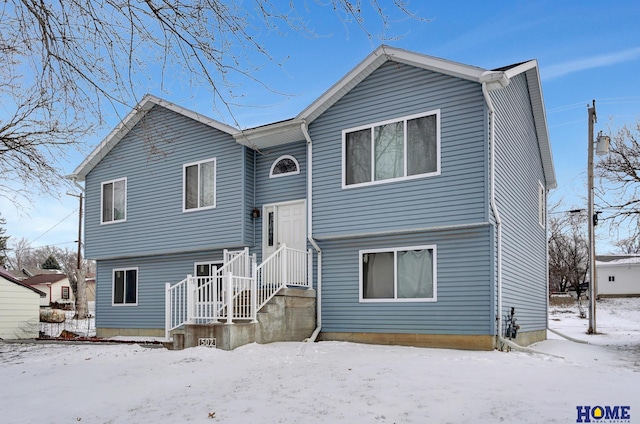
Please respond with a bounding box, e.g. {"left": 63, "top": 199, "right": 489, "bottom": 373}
{"left": 167, "top": 288, "right": 316, "bottom": 351}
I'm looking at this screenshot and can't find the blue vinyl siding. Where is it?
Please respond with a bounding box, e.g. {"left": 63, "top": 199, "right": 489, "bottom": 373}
{"left": 319, "top": 227, "right": 493, "bottom": 335}
{"left": 95, "top": 251, "right": 223, "bottom": 330}
{"left": 255, "top": 141, "right": 307, "bottom": 205}
{"left": 491, "top": 73, "right": 548, "bottom": 333}
{"left": 309, "top": 61, "right": 488, "bottom": 238}
{"left": 244, "top": 147, "right": 256, "bottom": 246}
{"left": 85, "top": 105, "right": 245, "bottom": 260}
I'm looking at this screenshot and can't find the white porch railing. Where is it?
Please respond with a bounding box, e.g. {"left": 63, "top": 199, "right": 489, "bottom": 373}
{"left": 256, "top": 244, "right": 312, "bottom": 311}
{"left": 165, "top": 245, "right": 311, "bottom": 340}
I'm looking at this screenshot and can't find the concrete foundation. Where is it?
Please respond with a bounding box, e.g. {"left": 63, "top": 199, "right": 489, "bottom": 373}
{"left": 507, "top": 329, "right": 547, "bottom": 346}
{"left": 319, "top": 332, "right": 496, "bottom": 351}
{"left": 167, "top": 287, "right": 316, "bottom": 350}
{"left": 96, "top": 327, "right": 165, "bottom": 338}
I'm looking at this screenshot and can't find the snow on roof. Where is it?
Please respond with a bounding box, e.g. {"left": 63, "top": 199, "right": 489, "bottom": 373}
{"left": 22, "top": 273, "right": 68, "bottom": 285}
{"left": 597, "top": 256, "right": 640, "bottom": 265}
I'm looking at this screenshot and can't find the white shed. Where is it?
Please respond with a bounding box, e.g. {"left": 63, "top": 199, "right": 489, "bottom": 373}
{"left": 597, "top": 256, "right": 640, "bottom": 297}
{"left": 0, "top": 269, "right": 46, "bottom": 339}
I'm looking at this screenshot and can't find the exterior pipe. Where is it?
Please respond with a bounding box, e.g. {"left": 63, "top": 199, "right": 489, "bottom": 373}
{"left": 482, "top": 82, "right": 504, "bottom": 347}
{"left": 497, "top": 336, "right": 563, "bottom": 359}
{"left": 301, "top": 121, "right": 322, "bottom": 342}
{"left": 547, "top": 327, "right": 589, "bottom": 344}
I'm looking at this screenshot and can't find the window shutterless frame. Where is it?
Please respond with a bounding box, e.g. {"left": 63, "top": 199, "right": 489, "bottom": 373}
{"left": 112, "top": 267, "right": 138, "bottom": 306}
{"left": 342, "top": 110, "right": 441, "bottom": 189}
{"left": 358, "top": 245, "right": 437, "bottom": 303}
{"left": 269, "top": 155, "right": 300, "bottom": 178}
{"left": 100, "top": 177, "right": 127, "bottom": 224}
{"left": 183, "top": 158, "right": 217, "bottom": 212}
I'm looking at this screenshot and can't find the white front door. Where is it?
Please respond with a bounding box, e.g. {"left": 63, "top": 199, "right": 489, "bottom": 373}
{"left": 263, "top": 200, "right": 306, "bottom": 259}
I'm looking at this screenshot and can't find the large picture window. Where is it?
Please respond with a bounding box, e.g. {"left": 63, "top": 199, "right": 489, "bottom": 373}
{"left": 360, "top": 246, "right": 436, "bottom": 302}
{"left": 184, "top": 158, "right": 216, "bottom": 211}
{"left": 343, "top": 110, "right": 440, "bottom": 188}
{"left": 101, "top": 178, "right": 127, "bottom": 223}
{"left": 113, "top": 268, "right": 138, "bottom": 306}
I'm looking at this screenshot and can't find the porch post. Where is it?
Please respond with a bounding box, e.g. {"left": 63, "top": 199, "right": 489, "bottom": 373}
{"left": 244, "top": 247, "right": 250, "bottom": 277}
{"left": 282, "top": 243, "right": 288, "bottom": 286}
{"left": 225, "top": 272, "right": 233, "bottom": 325}
{"left": 251, "top": 259, "right": 258, "bottom": 323}
{"left": 164, "top": 282, "right": 171, "bottom": 340}
{"left": 186, "top": 275, "right": 194, "bottom": 324}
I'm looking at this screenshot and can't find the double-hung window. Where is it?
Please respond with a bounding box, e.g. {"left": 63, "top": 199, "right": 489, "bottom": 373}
{"left": 113, "top": 268, "right": 138, "bottom": 305}
{"left": 101, "top": 178, "right": 127, "bottom": 223}
{"left": 360, "top": 245, "right": 437, "bottom": 302}
{"left": 184, "top": 158, "right": 216, "bottom": 211}
{"left": 343, "top": 110, "right": 440, "bottom": 188}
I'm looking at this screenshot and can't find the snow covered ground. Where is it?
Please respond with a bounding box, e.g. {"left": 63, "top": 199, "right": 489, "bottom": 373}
{"left": 1, "top": 298, "right": 638, "bottom": 424}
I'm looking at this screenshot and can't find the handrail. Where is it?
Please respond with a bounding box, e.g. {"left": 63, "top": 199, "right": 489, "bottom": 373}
{"left": 165, "top": 277, "right": 189, "bottom": 339}
{"left": 167, "top": 245, "right": 310, "bottom": 337}
{"left": 255, "top": 244, "right": 310, "bottom": 312}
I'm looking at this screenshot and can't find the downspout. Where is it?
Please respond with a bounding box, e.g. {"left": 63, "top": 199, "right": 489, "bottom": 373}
{"left": 301, "top": 120, "right": 322, "bottom": 343}
{"left": 482, "top": 82, "right": 503, "bottom": 347}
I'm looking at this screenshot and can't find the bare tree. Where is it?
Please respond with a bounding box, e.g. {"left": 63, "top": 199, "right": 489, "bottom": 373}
{"left": 56, "top": 248, "right": 92, "bottom": 319}
{"left": 4, "top": 237, "right": 34, "bottom": 271}
{"left": 0, "top": 213, "right": 8, "bottom": 267}
{"left": 613, "top": 234, "right": 640, "bottom": 254}
{"left": 1, "top": 0, "right": 423, "bottom": 206}
{"left": 548, "top": 210, "right": 589, "bottom": 297}
{"left": 596, "top": 121, "right": 640, "bottom": 245}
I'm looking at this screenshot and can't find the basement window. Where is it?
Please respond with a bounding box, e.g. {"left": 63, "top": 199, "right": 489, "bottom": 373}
{"left": 359, "top": 245, "right": 437, "bottom": 302}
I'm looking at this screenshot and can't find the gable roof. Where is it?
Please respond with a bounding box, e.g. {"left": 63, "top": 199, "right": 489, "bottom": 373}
{"left": 235, "top": 45, "right": 556, "bottom": 190}
{"left": 22, "top": 273, "right": 68, "bottom": 285}
{"left": 5, "top": 268, "right": 62, "bottom": 280}
{"left": 71, "top": 94, "right": 239, "bottom": 182}
{"left": 0, "top": 268, "right": 47, "bottom": 297}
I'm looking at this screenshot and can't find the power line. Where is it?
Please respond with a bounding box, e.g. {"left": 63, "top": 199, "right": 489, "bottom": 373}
{"left": 30, "top": 208, "right": 79, "bottom": 244}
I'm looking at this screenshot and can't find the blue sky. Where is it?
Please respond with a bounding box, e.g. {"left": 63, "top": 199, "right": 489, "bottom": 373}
{"left": 2, "top": 0, "right": 640, "bottom": 256}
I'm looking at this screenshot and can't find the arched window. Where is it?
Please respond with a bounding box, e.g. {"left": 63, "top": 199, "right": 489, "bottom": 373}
{"left": 269, "top": 155, "right": 300, "bottom": 178}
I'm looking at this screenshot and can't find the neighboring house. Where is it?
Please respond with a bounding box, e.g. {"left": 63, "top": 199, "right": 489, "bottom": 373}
{"left": 0, "top": 268, "right": 46, "bottom": 339}
{"left": 22, "top": 274, "right": 74, "bottom": 307}
{"left": 70, "top": 45, "right": 555, "bottom": 350}
{"left": 5, "top": 268, "right": 62, "bottom": 281}
{"left": 597, "top": 255, "right": 640, "bottom": 297}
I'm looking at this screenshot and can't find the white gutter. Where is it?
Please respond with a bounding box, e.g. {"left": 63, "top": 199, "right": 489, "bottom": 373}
{"left": 301, "top": 121, "right": 322, "bottom": 343}
{"left": 482, "top": 80, "right": 504, "bottom": 347}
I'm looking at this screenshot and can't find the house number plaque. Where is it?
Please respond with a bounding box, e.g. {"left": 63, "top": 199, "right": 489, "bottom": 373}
{"left": 198, "top": 338, "right": 217, "bottom": 348}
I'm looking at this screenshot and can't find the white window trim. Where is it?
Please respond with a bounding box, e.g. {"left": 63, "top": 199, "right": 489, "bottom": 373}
{"left": 193, "top": 261, "right": 222, "bottom": 276}
{"left": 342, "top": 110, "right": 441, "bottom": 189}
{"left": 183, "top": 158, "right": 217, "bottom": 212}
{"left": 112, "top": 267, "right": 138, "bottom": 306}
{"left": 538, "top": 181, "right": 546, "bottom": 228}
{"left": 358, "top": 245, "right": 437, "bottom": 303}
{"left": 100, "top": 177, "right": 127, "bottom": 225}
{"left": 269, "top": 155, "right": 300, "bottom": 178}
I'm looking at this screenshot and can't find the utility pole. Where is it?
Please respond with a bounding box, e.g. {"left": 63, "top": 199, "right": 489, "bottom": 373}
{"left": 68, "top": 191, "right": 88, "bottom": 319}
{"left": 77, "top": 193, "right": 83, "bottom": 269}
{"left": 587, "top": 100, "right": 597, "bottom": 334}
